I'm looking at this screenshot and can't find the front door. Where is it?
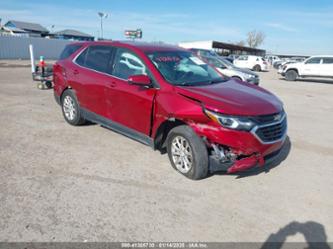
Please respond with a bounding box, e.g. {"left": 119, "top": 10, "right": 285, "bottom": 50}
{"left": 301, "top": 57, "right": 321, "bottom": 76}
{"left": 106, "top": 47, "right": 157, "bottom": 136}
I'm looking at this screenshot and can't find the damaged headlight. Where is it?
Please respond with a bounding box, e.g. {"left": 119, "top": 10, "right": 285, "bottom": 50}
{"left": 204, "top": 109, "right": 256, "bottom": 131}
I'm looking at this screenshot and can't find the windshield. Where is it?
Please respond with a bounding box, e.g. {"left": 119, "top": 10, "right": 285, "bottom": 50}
{"left": 219, "top": 58, "right": 236, "bottom": 68}
{"left": 202, "top": 56, "right": 237, "bottom": 70}
{"left": 146, "top": 51, "right": 226, "bottom": 86}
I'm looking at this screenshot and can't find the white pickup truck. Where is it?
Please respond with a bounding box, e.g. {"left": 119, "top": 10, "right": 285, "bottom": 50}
{"left": 279, "top": 56, "right": 333, "bottom": 81}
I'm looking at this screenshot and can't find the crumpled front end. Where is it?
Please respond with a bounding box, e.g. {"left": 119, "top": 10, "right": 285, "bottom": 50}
{"left": 189, "top": 113, "right": 287, "bottom": 174}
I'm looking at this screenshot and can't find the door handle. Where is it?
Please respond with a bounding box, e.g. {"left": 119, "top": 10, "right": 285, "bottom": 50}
{"left": 73, "top": 69, "right": 79, "bottom": 75}
{"left": 109, "top": 81, "right": 117, "bottom": 88}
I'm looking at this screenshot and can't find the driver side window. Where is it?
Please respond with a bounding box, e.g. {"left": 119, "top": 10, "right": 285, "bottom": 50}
{"left": 306, "top": 57, "right": 321, "bottom": 64}
{"left": 112, "top": 48, "right": 147, "bottom": 79}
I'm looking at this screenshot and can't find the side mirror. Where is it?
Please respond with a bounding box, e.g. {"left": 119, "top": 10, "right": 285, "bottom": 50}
{"left": 128, "top": 74, "right": 151, "bottom": 87}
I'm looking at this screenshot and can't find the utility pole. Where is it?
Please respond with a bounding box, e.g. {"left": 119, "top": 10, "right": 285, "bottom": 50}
{"left": 98, "top": 12, "right": 108, "bottom": 40}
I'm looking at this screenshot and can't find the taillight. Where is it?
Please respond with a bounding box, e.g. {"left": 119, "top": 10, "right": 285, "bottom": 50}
{"left": 263, "top": 61, "right": 267, "bottom": 65}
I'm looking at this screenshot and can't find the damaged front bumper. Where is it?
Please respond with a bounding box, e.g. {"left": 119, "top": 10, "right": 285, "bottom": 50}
{"left": 209, "top": 146, "right": 284, "bottom": 174}
{"left": 190, "top": 120, "right": 287, "bottom": 174}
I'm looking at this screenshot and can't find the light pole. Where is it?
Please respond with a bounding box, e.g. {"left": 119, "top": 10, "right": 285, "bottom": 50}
{"left": 98, "top": 12, "right": 108, "bottom": 39}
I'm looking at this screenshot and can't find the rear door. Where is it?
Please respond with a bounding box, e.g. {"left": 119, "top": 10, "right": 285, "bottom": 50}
{"left": 69, "top": 45, "right": 115, "bottom": 116}
{"left": 106, "top": 47, "right": 157, "bottom": 135}
{"left": 321, "top": 57, "right": 333, "bottom": 77}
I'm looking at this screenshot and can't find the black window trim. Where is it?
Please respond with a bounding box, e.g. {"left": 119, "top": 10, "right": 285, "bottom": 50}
{"left": 72, "top": 45, "right": 159, "bottom": 88}
{"left": 73, "top": 45, "right": 115, "bottom": 74}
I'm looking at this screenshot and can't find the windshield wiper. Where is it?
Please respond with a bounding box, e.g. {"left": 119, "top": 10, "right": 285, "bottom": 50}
{"left": 208, "top": 78, "right": 227, "bottom": 84}
{"left": 175, "top": 82, "right": 193, "bottom": 86}
{"left": 175, "top": 78, "right": 226, "bottom": 86}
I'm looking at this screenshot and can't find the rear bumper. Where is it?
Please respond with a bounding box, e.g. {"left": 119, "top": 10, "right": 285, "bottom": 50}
{"left": 262, "top": 65, "right": 269, "bottom": 71}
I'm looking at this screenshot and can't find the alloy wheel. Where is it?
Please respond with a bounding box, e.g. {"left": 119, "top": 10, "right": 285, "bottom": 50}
{"left": 63, "top": 95, "right": 76, "bottom": 121}
{"left": 171, "top": 136, "right": 193, "bottom": 174}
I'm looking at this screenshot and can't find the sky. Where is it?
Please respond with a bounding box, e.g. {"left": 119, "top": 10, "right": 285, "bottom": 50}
{"left": 1, "top": 0, "right": 333, "bottom": 55}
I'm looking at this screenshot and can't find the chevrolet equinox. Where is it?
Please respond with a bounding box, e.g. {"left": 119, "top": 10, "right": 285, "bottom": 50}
{"left": 53, "top": 41, "right": 287, "bottom": 180}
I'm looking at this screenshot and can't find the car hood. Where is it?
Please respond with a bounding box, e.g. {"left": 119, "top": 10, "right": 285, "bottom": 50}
{"left": 176, "top": 79, "right": 282, "bottom": 116}
{"left": 286, "top": 62, "right": 303, "bottom": 68}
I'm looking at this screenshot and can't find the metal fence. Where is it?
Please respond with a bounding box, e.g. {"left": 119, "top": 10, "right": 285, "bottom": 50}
{"left": 0, "top": 34, "right": 73, "bottom": 59}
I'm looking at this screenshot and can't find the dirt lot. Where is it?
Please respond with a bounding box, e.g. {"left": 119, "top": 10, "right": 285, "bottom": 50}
{"left": 0, "top": 62, "right": 332, "bottom": 243}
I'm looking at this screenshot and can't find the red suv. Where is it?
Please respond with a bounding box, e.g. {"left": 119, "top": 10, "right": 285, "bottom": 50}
{"left": 53, "top": 41, "right": 287, "bottom": 180}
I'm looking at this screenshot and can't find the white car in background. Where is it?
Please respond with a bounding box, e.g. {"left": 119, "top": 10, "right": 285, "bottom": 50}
{"left": 265, "top": 55, "right": 281, "bottom": 65}
{"left": 233, "top": 55, "right": 268, "bottom": 72}
{"left": 203, "top": 56, "right": 259, "bottom": 85}
{"left": 279, "top": 56, "right": 333, "bottom": 81}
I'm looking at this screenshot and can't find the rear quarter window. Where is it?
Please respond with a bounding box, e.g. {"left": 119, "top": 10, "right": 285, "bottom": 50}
{"left": 59, "top": 44, "right": 82, "bottom": 60}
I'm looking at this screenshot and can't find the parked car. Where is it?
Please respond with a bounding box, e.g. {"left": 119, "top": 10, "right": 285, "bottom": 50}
{"left": 234, "top": 55, "right": 268, "bottom": 71}
{"left": 228, "top": 54, "right": 239, "bottom": 62}
{"left": 265, "top": 55, "right": 281, "bottom": 65}
{"left": 222, "top": 56, "right": 234, "bottom": 63}
{"left": 279, "top": 55, "right": 333, "bottom": 81}
{"left": 201, "top": 55, "right": 260, "bottom": 85}
{"left": 188, "top": 48, "right": 219, "bottom": 58}
{"left": 54, "top": 41, "right": 287, "bottom": 180}
{"left": 274, "top": 57, "right": 306, "bottom": 69}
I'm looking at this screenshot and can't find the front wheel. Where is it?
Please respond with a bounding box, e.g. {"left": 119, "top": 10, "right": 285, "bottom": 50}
{"left": 167, "top": 125, "right": 208, "bottom": 180}
{"left": 285, "top": 70, "right": 298, "bottom": 81}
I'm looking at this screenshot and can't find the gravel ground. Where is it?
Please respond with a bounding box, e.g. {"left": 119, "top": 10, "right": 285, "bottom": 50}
{"left": 0, "top": 63, "right": 332, "bottom": 243}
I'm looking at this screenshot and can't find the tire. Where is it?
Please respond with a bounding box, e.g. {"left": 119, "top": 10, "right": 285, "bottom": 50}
{"left": 231, "top": 76, "right": 242, "bottom": 81}
{"left": 61, "top": 89, "right": 85, "bottom": 126}
{"left": 166, "top": 125, "right": 208, "bottom": 180}
{"left": 253, "top": 65, "right": 261, "bottom": 72}
{"left": 45, "top": 81, "right": 53, "bottom": 89}
{"left": 285, "top": 70, "right": 298, "bottom": 81}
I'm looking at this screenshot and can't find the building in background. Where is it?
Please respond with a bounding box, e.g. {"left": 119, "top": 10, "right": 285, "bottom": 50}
{"left": 179, "top": 40, "right": 266, "bottom": 56}
{"left": 4, "top": 20, "right": 49, "bottom": 37}
{"left": 53, "top": 29, "right": 94, "bottom": 41}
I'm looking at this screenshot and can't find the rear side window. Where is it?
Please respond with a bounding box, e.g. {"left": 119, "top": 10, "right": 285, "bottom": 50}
{"left": 75, "top": 45, "right": 114, "bottom": 73}
{"left": 59, "top": 44, "right": 82, "bottom": 60}
{"left": 322, "top": 58, "right": 333, "bottom": 64}
{"left": 238, "top": 56, "right": 248, "bottom": 61}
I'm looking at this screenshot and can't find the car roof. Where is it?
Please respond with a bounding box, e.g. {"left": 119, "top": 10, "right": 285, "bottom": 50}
{"left": 71, "top": 40, "right": 188, "bottom": 53}
{"left": 309, "top": 55, "right": 333, "bottom": 58}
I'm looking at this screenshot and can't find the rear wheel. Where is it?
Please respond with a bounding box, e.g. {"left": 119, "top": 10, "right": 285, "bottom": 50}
{"left": 61, "top": 89, "right": 85, "bottom": 126}
{"left": 167, "top": 125, "right": 208, "bottom": 180}
{"left": 253, "top": 64, "right": 261, "bottom": 72}
{"left": 285, "top": 70, "right": 298, "bottom": 81}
